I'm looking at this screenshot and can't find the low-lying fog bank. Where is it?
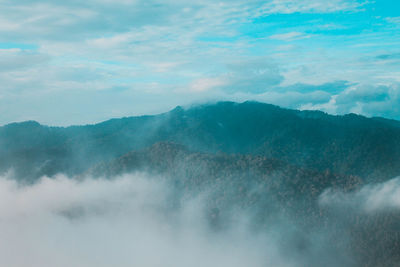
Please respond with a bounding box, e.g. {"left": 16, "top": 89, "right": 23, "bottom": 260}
{"left": 0, "top": 172, "right": 350, "bottom": 267}
{"left": 3, "top": 172, "right": 400, "bottom": 267}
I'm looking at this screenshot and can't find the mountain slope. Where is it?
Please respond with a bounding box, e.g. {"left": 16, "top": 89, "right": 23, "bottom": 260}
{"left": 2, "top": 101, "right": 400, "bottom": 266}
{"left": 1, "top": 101, "right": 400, "bottom": 182}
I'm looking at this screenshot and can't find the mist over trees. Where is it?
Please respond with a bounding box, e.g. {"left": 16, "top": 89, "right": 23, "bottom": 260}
{"left": 2, "top": 101, "right": 400, "bottom": 182}
{"left": 1, "top": 101, "right": 400, "bottom": 266}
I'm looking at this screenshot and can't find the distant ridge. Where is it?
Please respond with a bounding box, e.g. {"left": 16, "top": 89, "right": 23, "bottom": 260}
{"left": 1, "top": 101, "right": 400, "bottom": 182}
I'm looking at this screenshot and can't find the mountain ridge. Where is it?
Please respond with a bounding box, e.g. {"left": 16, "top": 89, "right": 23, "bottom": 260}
{"left": 4, "top": 100, "right": 400, "bottom": 128}
{"left": 2, "top": 101, "right": 400, "bottom": 266}
{"left": 1, "top": 101, "right": 400, "bottom": 182}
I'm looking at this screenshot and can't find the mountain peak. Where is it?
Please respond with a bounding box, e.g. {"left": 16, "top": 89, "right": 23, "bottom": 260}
{"left": 4, "top": 120, "right": 42, "bottom": 128}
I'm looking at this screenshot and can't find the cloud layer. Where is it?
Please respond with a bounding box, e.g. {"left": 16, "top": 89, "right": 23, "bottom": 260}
{"left": 319, "top": 176, "right": 400, "bottom": 213}
{"left": 0, "top": 0, "right": 399, "bottom": 125}
{"left": 0, "top": 171, "right": 363, "bottom": 267}
{"left": 0, "top": 173, "right": 293, "bottom": 267}
{"left": 3, "top": 169, "right": 400, "bottom": 266}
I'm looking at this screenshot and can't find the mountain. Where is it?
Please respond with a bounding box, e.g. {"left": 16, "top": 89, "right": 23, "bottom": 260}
{"left": 2, "top": 101, "right": 400, "bottom": 266}
{"left": 90, "top": 141, "right": 362, "bottom": 225}
{"left": 87, "top": 142, "right": 399, "bottom": 266}
{"left": 1, "top": 101, "right": 400, "bottom": 182}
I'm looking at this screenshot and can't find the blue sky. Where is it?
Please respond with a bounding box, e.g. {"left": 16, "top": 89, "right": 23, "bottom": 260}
{"left": 0, "top": 0, "right": 399, "bottom": 125}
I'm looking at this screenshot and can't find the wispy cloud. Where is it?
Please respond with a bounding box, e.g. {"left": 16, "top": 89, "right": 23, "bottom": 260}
{"left": 386, "top": 17, "right": 400, "bottom": 25}
{"left": 319, "top": 176, "right": 400, "bottom": 213}
{"left": 259, "top": 0, "right": 368, "bottom": 14}
{"left": 269, "top": 32, "right": 310, "bottom": 41}
{"left": 0, "top": 0, "right": 398, "bottom": 124}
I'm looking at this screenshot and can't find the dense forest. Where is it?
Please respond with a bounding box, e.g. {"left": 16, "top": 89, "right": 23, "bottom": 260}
{"left": 2, "top": 101, "right": 400, "bottom": 266}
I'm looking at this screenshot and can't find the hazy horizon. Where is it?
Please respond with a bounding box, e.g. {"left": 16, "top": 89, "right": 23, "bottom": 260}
{"left": 3, "top": 100, "right": 400, "bottom": 128}
{"left": 0, "top": 0, "right": 399, "bottom": 125}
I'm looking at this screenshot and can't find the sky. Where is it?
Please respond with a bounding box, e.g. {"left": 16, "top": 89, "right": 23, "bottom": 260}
{"left": 0, "top": 0, "right": 399, "bottom": 126}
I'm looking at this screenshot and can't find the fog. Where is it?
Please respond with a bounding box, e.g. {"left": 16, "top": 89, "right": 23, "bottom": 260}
{"left": 319, "top": 176, "right": 400, "bottom": 213}
{"left": 2, "top": 171, "right": 400, "bottom": 267}
{"left": 0, "top": 173, "right": 295, "bottom": 267}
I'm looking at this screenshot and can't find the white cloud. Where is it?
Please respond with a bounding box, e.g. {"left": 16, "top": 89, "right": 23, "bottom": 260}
{"left": 0, "top": 0, "right": 397, "bottom": 124}
{"left": 246, "top": 89, "right": 331, "bottom": 108}
{"left": 294, "top": 83, "right": 400, "bottom": 119}
{"left": 189, "top": 77, "right": 226, "bottom": 92}
{"left": 0, "top": 173, "right": 297, "bottom": 267}
{"left": 269, "top": 32, "right": 310, "bottom": 41}
{"left": 0, "top": 49, "right": 49, "bottom": 72}
{"left": 260, "top": 0, "right": 367, "bottom": 14}
{"left": 221, "top": 59, "right": 284, "bottom": 93}
{"left": 386, "top": 16, "right": 400, "bottom": 25}
{"left": 319, "top": 176, "right": 400, "bottom": 213}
